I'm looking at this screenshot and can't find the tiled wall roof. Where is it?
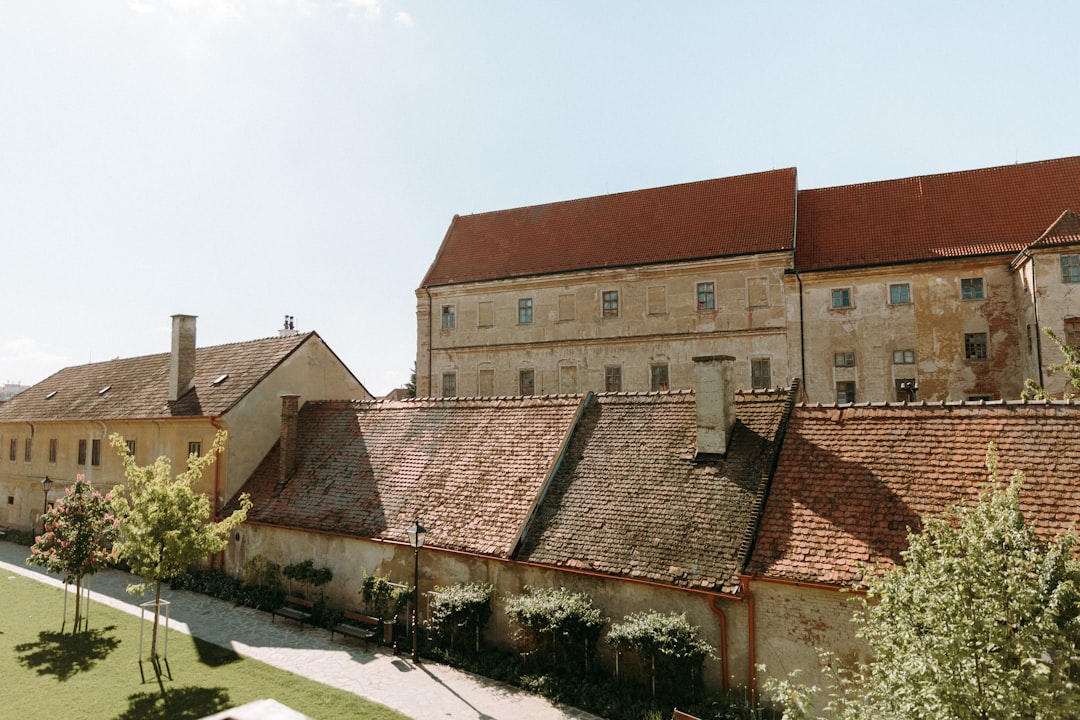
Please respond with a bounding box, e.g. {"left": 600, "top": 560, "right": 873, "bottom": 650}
{"left": 0, "top": 333, "right": 314, "bottom": 421}
{"left": 516, "top": 389, "right": 793, "bottom": 594}
{"left": 746, "top": 401, "right": 1080, "bottom": 587}
{"left": 421, "top": 169, "right": 797, "bottom": 287}
{"left": 1030, "top": 209, "right": 1080, "bottom": 249}
{"left": 796, "top": 156, "right": 1080, "bottom": 271}
{"left": 234, "top": 396, "right": 586, "bottom": 557}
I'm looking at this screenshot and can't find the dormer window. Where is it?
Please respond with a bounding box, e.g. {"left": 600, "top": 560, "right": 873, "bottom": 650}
{"left": 45, "top": 391, "right": 57, "bottom": 399}
{"left": 212, "top": 374, "right": 229, "bottom": 386}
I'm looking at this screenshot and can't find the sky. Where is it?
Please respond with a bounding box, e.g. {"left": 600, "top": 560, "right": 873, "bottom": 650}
{"left": 2, "top": 1, "right": 1079, "bottom": 397}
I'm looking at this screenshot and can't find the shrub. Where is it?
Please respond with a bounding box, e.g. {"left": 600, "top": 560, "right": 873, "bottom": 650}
{"left": 427, "top": 582, "right": 492, "bottom": 657}
{"left": 607, "top": 610, "right": 714, "bottom": 702}
{"left": 241, "top": 554, "right": 280, "bottom": 587}
{"left": 359, "top": 568, "right": 411, "bottom": 620}
{"left": 282, "top": 559, "right": 332, "bottom": 597}
{"left": 505, "top": 586, "right": 606, "bottom": 673}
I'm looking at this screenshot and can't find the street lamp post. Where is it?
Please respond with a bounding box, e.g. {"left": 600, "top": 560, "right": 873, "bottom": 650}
{"left": 406, "top": 518, "right": 426, "bottom": 664}
{"left": 40, "top": 476, "right": 53, "bottom": 533}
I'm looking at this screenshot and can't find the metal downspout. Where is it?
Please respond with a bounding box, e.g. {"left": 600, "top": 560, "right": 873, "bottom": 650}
{"left": 741, "top": 575, "right": 757, "bottom": 703}
{"left": 708, "top": 594, "right": 730, "bottom": 693}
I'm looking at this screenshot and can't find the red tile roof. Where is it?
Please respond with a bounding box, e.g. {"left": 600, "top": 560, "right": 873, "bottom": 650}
{"left": 796, "top": 157, "right": 1080, "bottom": 271}
{"left": 0, "top": 333, "right": 318, "bottom": 421}
{"left": 517, "top": 388, "right": 795, "bottom": 594}
{"left": 746, "top": 401, "right": 1080, "bottom": 587}
{"left": 233, "top": 396, "right": 587, "bottom": 557}
{"left": 421, "top": 169, "right": 797, "bottom": 287}
{"left": 1030, "top": 209, "right": 1080, "bottom": 249}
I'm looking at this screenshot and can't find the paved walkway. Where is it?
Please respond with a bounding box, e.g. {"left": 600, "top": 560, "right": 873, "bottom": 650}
{"left": 0, "top": 542, "right": 601, "bottom": 720}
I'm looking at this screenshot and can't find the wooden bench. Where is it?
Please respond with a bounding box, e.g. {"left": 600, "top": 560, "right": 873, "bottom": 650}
{"left": 272, "top": 595, "right": 315, "bottom": 629}
{"left": 331, "top": 611, "right": 381, "bottom": 646}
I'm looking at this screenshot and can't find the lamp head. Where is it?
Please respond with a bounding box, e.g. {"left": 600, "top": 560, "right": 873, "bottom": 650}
{"left": 406, "top": 518, "right": 426, "bottom": 550}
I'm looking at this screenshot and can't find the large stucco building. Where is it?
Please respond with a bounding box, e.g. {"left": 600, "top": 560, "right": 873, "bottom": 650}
{"left": 0, "top": 315, "right": 370, "bottom": 534}
{"left": 417, "top": 156, "right": 1080, "bottom": 403}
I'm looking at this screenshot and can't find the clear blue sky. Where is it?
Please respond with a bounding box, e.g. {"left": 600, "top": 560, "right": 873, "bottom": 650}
{"left": 3, "top": 1, "right": 1078, "bottom": 396}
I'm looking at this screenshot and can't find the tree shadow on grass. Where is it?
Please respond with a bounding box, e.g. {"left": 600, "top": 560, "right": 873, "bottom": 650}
{"left": 15, "top": 625, "right": 121, "bottom": 680}
{"left": 115, "top": 685, "right": 232, "bottom": 720}
{"left": 192, "top": 635, "right": 241, "bottom": 667}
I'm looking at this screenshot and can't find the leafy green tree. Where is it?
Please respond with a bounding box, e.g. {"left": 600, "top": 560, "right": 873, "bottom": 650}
{"left": 26, "top": 474, "right": 119, "bottom": 631}
{"left": 405, "top": 364, "right": 417, "bottom": 398}
{"left": 769, "top": 446, "right": 1080, "bottom": 720}
{"left": 109, "top": 430, "right": 251, "bottom": 659}
{"left": 1024, "top": 327, "right": 1080, "bottom": 399}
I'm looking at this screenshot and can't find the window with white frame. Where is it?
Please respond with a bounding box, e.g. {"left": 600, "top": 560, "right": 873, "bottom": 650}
{"left": 961, "top": 277, "right": 984, "bottom": 300}
{"left": 696, "top": 282, "right": 715, "bottom": 311}
{"left": 751, "top": 358, "right": 771, "bottom": 389}
{"left": 1062, "top": 255, "right": 1080, "bottom": 283}
{"left": 889, "top": 283, "right": 911, "bottom": 304}
{"left": 518, "top": 298, "right": 533, "bottom": 324}
{"left": 831, "top": 288, "right": 852, "bottom": 308}
{"left": 893, "top": 349, "right": 915, "bottom": 364}
{"left": 441, "top": 305, "right": 455, "bottom": 330}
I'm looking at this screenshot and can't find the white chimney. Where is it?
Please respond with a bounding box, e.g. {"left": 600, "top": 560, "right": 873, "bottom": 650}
{"left": 693, "top": 355, "right": 736, "bottom": 456}
{"left": 169, "top": 314, "right": 197, "bottom": 402}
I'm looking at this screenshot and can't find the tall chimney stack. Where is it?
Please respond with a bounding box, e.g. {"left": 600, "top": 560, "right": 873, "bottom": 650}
{"left": 168, "top": 314, "right": 197, "bottom": 402}
{"left": 279, "top": 393, "right": 301, "bottom": 485}
{"left": 693, "top": 355, "right": 736, "bottom": 456}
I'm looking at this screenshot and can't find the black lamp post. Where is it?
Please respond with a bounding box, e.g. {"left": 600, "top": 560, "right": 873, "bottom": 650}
{"left": 406, "top": 518, "right": 426, "bottom": 663}
{"left": 40, "top": 476, "right": 53, "bottom": 532}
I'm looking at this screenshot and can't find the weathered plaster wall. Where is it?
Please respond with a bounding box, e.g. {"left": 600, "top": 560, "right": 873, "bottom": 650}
{"left": 416, "top": 253, "right": 793, "bottom": 397}
{"left": 226, "top": 523, "right": 752, "bottom": 692}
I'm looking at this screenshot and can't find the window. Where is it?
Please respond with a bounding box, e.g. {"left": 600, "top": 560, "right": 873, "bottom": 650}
{"left": 961, "top": 277, "right": 984, "bottom": 300}
{"left": 126, "top": 439, "right": 136, "bottom": 457}
{"left": 10, "top": 437, "right": 17, "bottom": 462}
{"left": 834, "top": 351, "right": 856, "bottom": 367}
{"left": 49, "top": 438, "right": 57, "bottom": 464}
{"left": 831, "top": 288, "right": 852, "bottom": 308}
{"left": 441, "top": 305, "right": 455, "bottom": 330}
{"left": 602, "top": 290, "right": 619, "bottom": 318}
{"left": 91, "top": 439, "right": 101, "bottom": 467}
{"left": 24, "top": 438, "right": 31, "bottom": 462}
{"left": 478, "top": 368, "right": 495, "bottom": 396}
{"left": 78, "top": 439, "right": 87, "bottom": 466}
{"left": 517, "top": 298, "right": 533, "bottom": 324}
{"left": 647, "top": 285, "right": 667, "bottom": 315}
{"left": 188, "top": 441, "right": 202, "bottom": 457}
{"left": 751, "top": 359, "right": 771, "bottom": 389}
{"left": 696, "top": 282, "right": 715, "bottom": 311}
{"left": 519, "top": 369, "right": 535, "bottom": 396}
{"left": 1065, "top": 317, "right": 1080, "bottom": 347}
{"left": 889, "top": 283, "right": 911, "bottom": 304}
{"left": 893, "top": 349, "right": 915, "bottom": 365}
{"left": 604, "top": 365, "right": 622, "bottom": 392}
{"left": 895, "top": 379, "right": 918, "bottom": 402}
{"left": 836, "top": 381, "right": 856, "bottom": 404}
{"left": 964, "top": 332, "right": 988, "bottom": 360}
{"left": 1063, "top": 255, "right": 1080, "bottom": 283}
{"left": 477, "top": 301, "right": 494, "bottom": 328}
{"left": 650, "top": 364, "right": 669, "bottom": 392}
{"left": 559, "top": 365, "right": 577, "bottom": 394}
{"left": 558, "top": 293, "right": 575, "bottom": 322}
{"left": 441, "top": 372, "right": 456, "bottom": 397}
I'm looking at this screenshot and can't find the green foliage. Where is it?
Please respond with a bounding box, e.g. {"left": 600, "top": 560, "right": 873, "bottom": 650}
{"left": 427, "top": 582, "right": 492, "bottom": 656}
{"left": 169, "top": 567, "right": 284, "bottom": 612}
{"left": 282, "top": 559, "right": 333, "bottom": 590}
{"left": 26, "top": 474, "right": 119, "bottom": 630}
{"left": 769, "top": 445, "right": 1080, "bottom": 720}
{"left": 109, "top": 430, "right": 251, "bottom": 657}
{"left": 405, "top": 364, "right": 416, "bottom": 397}
{"left": 1024, "top": 327, "right": 1080, "bottom": 399}
{"left": 505, "top": 586, "right": 606, "bottom": 672}
{"left": 359, "top": 568, "right": 411, "bottom": 618}
{"left": 241, "top": 554, "right": 280, "bottom": 587}
{"left": 607, "top": 610, "right": 715, "bottom": 701}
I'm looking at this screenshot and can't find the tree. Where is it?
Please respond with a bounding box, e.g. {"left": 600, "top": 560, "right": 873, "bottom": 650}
{"left": 109, "top": 430, "right": 251, "bottom": 659}
{"left": 1024, "top": 327, "right": 1080, "bottom": 399}
{"left": 405, "top": 363, "right": 417, "bottom": 397}
{"left": 769, "top": 446, "right": 1080, "bottom": 720}
{"left": 26, "top": 474, "right": 119, "bottom": 631}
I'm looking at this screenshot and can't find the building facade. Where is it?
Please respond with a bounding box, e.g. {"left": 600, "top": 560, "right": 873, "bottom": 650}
{"left": 418, "top": 157, "right": 1080, "bottom": 403}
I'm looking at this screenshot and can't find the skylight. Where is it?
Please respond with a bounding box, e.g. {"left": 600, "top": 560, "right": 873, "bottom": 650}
{"left": 45, "top": 391, "right": 57, "bottom": 399}
{"left": 212, "top": 374, "right": 229, "bottom": 386}
{"left": 98, "top": 386, "right": 111, "bottom": 395}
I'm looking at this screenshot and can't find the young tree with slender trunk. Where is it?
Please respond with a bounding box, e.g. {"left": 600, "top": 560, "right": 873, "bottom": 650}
{"left": 26, "top": 474, "right": 119, "bottom": 631}
{"left": 109, "top": 430, "right": 251, "bottom": 659}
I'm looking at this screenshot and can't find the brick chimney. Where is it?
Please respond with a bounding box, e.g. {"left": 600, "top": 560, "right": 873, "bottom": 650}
{"left": 168, "top": 314, "right": 197, "bottom": 402}
{"left": 693, "top": 355, "right": 736, "bottom": 456}
{"left": 279, "top": 393, "right": 301, "bottom": 485}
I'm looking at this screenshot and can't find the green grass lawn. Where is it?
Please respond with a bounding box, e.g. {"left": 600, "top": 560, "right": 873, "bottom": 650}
{"left": 0, "top": 572, "right": 409, "bottom": 720}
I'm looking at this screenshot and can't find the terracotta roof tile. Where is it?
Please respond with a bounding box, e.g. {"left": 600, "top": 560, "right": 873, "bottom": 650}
{"left": 516, "top": 388, "right": 794, "bottom": 594}
{"left": 746, "top": 402, "right": 1080, "bottom": 587}
{"left": 796, "top": 156, "right": 1080, "bottom": 271}
{"left": 421, "top": 169, "right": 797, "bottom": 287}
{"left": 1030, "top": 209, "right": 1080, "bottom": 249}
{"left": 234, "top": 395, "right": 586, "bottom": 558}
{"left": 0, "top": 333, "right": 317, "bottom": 421}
